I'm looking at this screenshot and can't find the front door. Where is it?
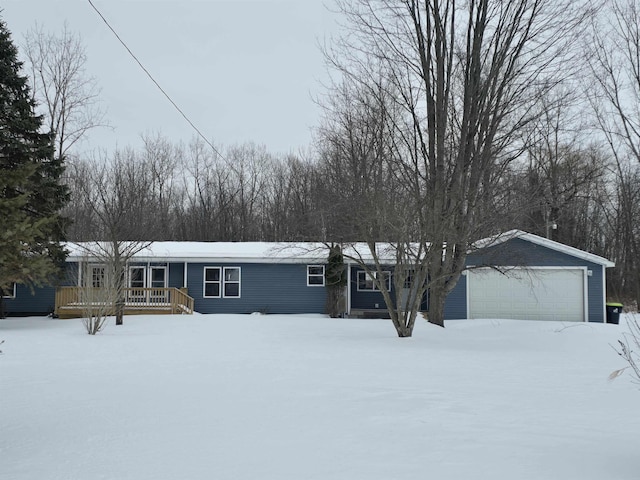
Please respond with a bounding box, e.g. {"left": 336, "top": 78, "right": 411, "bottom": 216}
{"left": 128, "top": 266, "right": 146, "bottom": 303}
{"left": 149, "top": 266, "right": 167, "bottom": 302}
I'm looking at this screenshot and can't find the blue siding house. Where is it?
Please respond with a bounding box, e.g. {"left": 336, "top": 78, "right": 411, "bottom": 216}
{"left": 1, "top": 231, "right": 614, "bottom": 322}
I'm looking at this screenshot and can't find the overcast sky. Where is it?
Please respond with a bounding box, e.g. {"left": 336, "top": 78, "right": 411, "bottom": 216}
{"left": 2, "top": 1, "right": 339, "bottom": 156}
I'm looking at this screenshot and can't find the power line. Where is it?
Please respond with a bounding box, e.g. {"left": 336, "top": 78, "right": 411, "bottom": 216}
{"left": 87, "top": 0, "right": 225, "bottom": 160}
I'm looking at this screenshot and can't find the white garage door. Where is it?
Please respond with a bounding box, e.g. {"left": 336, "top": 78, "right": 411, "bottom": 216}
{"left": 468, "top": 268, "right": 585, "bottom": 322}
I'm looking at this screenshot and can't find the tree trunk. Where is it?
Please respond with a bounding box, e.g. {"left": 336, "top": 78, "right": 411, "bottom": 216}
{"left": 388, "top": 308, "right": 417, "bottom": 337}
{"left": 325, "top": 286, "right": 345, "bottom": 318}
{"left": 115, "top": 299, "right": 124, "bottom": 326}
{"left": 427, "top": 288, "right": 446, "bottom": 328}
{"left": 393, "top": 320, "right": 414, "bottom": 337}
{"left": 115, "top": 251, "right": 125, "bottom": 326}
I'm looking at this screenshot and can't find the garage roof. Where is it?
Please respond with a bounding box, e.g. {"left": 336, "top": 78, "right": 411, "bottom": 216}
{"left": 472, "top": 230, "right": 615, "bottom": 268}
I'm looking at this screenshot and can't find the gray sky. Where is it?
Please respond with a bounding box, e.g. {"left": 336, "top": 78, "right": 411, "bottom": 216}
{"left": 1, "top": 1, "right": 339, "bottom": 156}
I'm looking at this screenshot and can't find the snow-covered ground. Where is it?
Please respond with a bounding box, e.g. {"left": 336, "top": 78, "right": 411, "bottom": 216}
{"left": 1, "top": 313, "right": 638, "bottom": 480}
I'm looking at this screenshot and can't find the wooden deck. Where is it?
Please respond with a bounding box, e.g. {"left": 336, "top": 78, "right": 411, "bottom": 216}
{"left": 55, "top": 287, "right": 195, "bottom": 319}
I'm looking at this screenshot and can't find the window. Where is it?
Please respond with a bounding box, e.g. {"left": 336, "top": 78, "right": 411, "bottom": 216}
{"left": 307, "top": 265, "right": 325, "bottom": 286}
{"left": 402, "top": 269, "right": 415, "bottom": 289}
{"left": 357, "top": 270, "right": 391, "bottom": 292}
{"left": 128, "top": 266, "right": 146, "bottom": 302}
{"left": 204, "top": 267, "right": 241, "bottom": 298}
{"left": 91, "top": 266, "right": 106, "bottom": 288}
{"left": 1, "top": 283, "right": 16, "bottom": 298}
{"left": 150, "top": 267, "right": 167, "bottom": 289}
{"left": 129, "top": 267, "right": 145, "bottom": 288}
{"left": 223, "top": 267, "right": 241, "bottom": 298}
{"left": 204, "top": 267, "right": 221, "bottom": 298}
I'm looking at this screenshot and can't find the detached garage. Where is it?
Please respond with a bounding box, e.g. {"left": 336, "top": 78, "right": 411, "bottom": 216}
{"left": 444, "top": 231, "right": 615, "bottom": 323}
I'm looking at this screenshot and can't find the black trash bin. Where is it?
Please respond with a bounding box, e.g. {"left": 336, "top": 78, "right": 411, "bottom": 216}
{"left": 606, "top": 302, "right": 623, "bottom": 324}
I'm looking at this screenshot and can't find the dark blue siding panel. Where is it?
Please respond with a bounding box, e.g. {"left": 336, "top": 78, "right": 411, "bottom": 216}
{"left": 168, "top": 263, "right": 184, "bottom": 288}
{"left": 588, "top": 266, "right": 605, "bottom": 323}
{"left": 3, "top": 284, "right": 56, "bottom": 316}
{"left": 186, "top": 263, "right": 326, "bottom": 314}
{"left": 462, "top": 238, "right": 606, "bottom": 322}
{"left": 61, "top": 263, "right": 78, "bottom": 286}
{"left": 467, "top": 238, "right": 598, "bottom": 268}
{"left": 444, "top": 276, "right": 467, "bottom": 320}
{"left": 4, "top": 262, "right": 78, "bottom": 316}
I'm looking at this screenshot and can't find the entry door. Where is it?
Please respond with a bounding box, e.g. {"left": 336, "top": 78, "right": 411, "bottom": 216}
{"left": 128, "top": 266, "right": 146, "bottom": 302}
{"left": 149, "top": 267, "right": 167, "bottom": 301}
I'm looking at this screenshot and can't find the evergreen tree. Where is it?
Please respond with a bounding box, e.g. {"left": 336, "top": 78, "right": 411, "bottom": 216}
{"left": 0, "top": 17, "right": 69, "bottom": 316}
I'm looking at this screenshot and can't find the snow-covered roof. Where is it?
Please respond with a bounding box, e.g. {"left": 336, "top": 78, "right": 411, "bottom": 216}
{"left": 65, "top": 230, "right": 614, "bottom": 267}
{"left": 65, "top": 242, "right": 332, "bottom": 263}
{"left": 472, "top": 230, "right": 615, "bottom": 267}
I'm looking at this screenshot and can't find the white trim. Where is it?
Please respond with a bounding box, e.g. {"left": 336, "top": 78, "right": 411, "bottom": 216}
{"left": 307, "top": 265, "right": 325, "bottom": 287}
{"left": 466, "top": 266, "right": 588, "bottom": 322}
{"left": 602, "top": 264, "right": 607, "bottom": 323}
{"left": 222, "top": 267, "right": 241, "bottom": 298}
{"left": 203, "top": 266, "right": 222, "bottom": 298}
{"left": 183, "top": 262, "right": 188, "bottom": 289}
{"left": 346, "top": 264, "right": 352, "bottom": 315}
{"left": 582, "top": 266, "right": 589, "bottom": 323}
{"left": 465, "top": 272, "right": 470, "bottom": 321}
{"left": 1, "top": 283, "right": 16, "bottom": 298}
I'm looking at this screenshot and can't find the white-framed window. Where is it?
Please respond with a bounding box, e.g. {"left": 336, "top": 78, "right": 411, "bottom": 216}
{"left": 149, "top": 266, "right": 167, "bottom": 300}
{"left": 129, "top": 266, "right": 146, "bottom": 288}
{"left": 357, "top": 270, "right": 391, "bottom": 292}
{"left": 150, "top": 266, "right": 167, "bottom": 289}
{"left": 307, "top": 265, "right": 325, "bottom": 286}
{"left": 128, "top": 266, "right": 146, "bottom": 302}
{"left": 203, "top": 267, "right": 221, "bottom": 298}
{"left": 1, "top": 283, "right": 16, "bottom": 298}
{"left": 223, "top": 267, "right": 241, "bottom": 298}
{"left": 91, "top": 265, "right": 106, "bottom": 288}
{"left": 203, "top": 266, "right": 241, "bottom": 298}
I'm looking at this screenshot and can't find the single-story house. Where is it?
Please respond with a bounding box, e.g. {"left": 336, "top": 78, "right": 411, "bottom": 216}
{"left": 1, "top": 230, "right": 614, "bottom": 322}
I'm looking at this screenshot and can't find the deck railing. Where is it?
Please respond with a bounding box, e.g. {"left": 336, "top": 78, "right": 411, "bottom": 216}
{"left": 55, "top": 287, "right": 194, "bottom": 316}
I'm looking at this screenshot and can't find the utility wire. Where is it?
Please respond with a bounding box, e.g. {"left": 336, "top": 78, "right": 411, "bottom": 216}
{"left": 87, "top": 0, "right": 225, "bottom": 160}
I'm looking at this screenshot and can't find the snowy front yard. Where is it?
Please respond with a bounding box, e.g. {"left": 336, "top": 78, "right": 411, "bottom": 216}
{"left": 1, "top": 313, "right": 638, "bottom": 480}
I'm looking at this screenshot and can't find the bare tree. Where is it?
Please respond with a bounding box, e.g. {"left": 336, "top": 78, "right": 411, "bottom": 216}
{"left": 76, "top": 255, "right": 116, "bottom": 335}
{"left": 320, "top": 0, "right": 592, "bottom": 335}
{"left": 225, "top": 143, "right": 272, "bottom": 241}
{"left": 587, "top": 0, "right": 640, "bottom": 307}
{"left": 69, "top": 152, "right": 152, "bottom": 325}
{"left": 602, "top": 164, "right": 640, "bottom": 307}
{"left": 140, "top": 133, "right": 182, "bottom": 239}
{"left": 23, "top": 23, "right": 106, "bottom": 158}
{"left": 588, "top": 0, "right": 640, "bottom": 167}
